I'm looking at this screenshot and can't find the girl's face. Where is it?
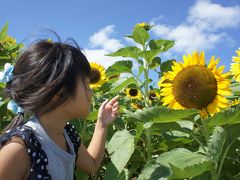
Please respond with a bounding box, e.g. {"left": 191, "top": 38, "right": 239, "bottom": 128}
{"left": 65, "top": 77, "right": 93, "bottom": 119}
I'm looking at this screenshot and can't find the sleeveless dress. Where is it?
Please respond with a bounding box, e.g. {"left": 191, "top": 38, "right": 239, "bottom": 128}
{"left": 0, "top": 116, "right": 81, "bottom": 180}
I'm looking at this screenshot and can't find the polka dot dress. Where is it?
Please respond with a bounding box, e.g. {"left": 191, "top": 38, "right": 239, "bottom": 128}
{"left": 0, "top": 123, "right": 81, "bottom": 180}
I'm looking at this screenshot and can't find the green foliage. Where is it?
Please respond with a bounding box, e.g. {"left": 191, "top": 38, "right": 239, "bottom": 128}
{"left": 107, "top": 130, "right": 135, "bottom": 173}
{"left": 0, "top": 22, "right": 8, "bottom": 40}
{"left": 132, "top": 26, "right": 150, "bottom": 46}
{"left": 160, "top": 59, "right": 176, "bottom": 73}
{"left": 106, "top": 46, "right": 141, "bottom": 59}
{"left": 206, "top": 107, "right": 240, "bottom": 126}
{"left": 110, "top": 77, "right": 137, "bottom": 93}
{"left": 106, "top": 60, "right": 133, "bottom": 77}
{"left": 124, "top": 107, "right": 198, "bottom": 123}
{"left": 206, "top": 126, "right": 226, "bottom": 167}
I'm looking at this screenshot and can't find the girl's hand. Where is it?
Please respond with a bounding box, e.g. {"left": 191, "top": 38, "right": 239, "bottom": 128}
{"left": 97, "top": 95, "right": 120, "bottom": 127}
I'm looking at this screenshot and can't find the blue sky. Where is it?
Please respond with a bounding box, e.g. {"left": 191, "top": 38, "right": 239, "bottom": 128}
{"left": 1, "top": 0, "right": 240, "bottom": 74}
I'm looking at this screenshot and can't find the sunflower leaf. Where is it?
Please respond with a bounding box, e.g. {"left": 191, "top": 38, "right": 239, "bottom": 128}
{"left": 149, "top": 39, "right": 174, "bottom": 52}
{"left": 0, "top": 22, "right": 8, "bottom": 41}
{"left": 138, "top": 49, "right": 162, "bottom": 63}
{"left": 105, "top": 46, "right": 141, "bottom": 59}
{"left": 107, "top": 130, "right": 135, "bottom": 173}
{"left": 138, "top": 160, "right": 171, "bottom": 180}
{"left": 124, "top": 107, "right": 198, "bottom": 123}
{"left": 132, "top": 26, "right": 150, "bottom": 46}
{"left": 160, "top": 59, "right": 176, "bottom": 73}
{"left": 156, "top": 148, "right": 211, "bottom": 178}
{"left": 106, "top": 60, "right": 133, "bottom": 77}
{"left": 104, "top": 162, "right": 129, "bottom": 180}
{"left": 110, "top": 77, "right": 137, "bottom": 93}
{"left": 149, "top": 57, "right": 161, "bottom": 69}
{"left": 86, "top": 110, "right": 98, "bottom": 120}
{"left": 205, "top": 107, "right": 240, "bottom": 126}
{"left": 206, "top": 126, "right": 226, "bottom": 169}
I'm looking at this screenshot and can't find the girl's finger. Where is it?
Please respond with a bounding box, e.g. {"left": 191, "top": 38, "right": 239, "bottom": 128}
{"left": 108, "top": 95, "right": 119, "bottom": 105}
{"left": 112, "top": 102, "right": 119, "bottom": 108}
{"left": 100, "top": 99, "right": 109, "bottom": 109}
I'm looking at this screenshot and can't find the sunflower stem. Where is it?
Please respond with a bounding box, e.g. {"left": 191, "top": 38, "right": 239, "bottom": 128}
{"left": 142, "top": 43, "right": 152, "bottom": 160}
{"left": 211, "top": 169, "right": 218, "bottom": 180}
{"left": 217, "top": 138, "right": 237, "bottom": 179}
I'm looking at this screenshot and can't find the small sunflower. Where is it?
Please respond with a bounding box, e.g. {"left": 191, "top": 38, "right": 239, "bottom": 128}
{"left": 229, "top": 99, "right": 240, "bottom": 107}
{"left": 135, "top": 22, "right": 152, "bottom": 31}
{"left": 3, "top": 36, "right": 16, "bottom": 46}
{"left": 149, "top": 91, "right": 160, "bottom": 101}
{"left": 89, "top": 62, "right": 106, "bottom": 89}
{"left": 159, "top": 51, "right": 231, "bottom": 118}
{"left": 126, "top": 88, "right": 142, "bottom": 100}
{"left": 230, "top": 48, "right": 240, "bottom": 83}
{"left": 131, "top": 103, "right": 143, "bottom": 110}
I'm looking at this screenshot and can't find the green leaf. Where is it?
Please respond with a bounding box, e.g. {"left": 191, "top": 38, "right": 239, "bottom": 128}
{"left": 156, "top": 148, "right": 211, "bottom": 178}
{"left": 138, "top": 160, "right": 171, "bottom": 180}
{"left": 160, "top": 59, "right": 175, "bottom": 73}
{"left": 106, "top": 60, "right": 133, "bottom": 77}
{"left": 206, "top": 126, "right": 226, "bottom": 166}
{"left": 107, "top": 130, "right": 135, "bottom": 173}
{"left": 206, "top": 107, "right": 240, "bottom": 126}
{"left": 86, "top": 110, "right": 98, "bottom": 120}
{"left": 132, "top": 26, "right": 150, "bottom": 46}
{"left": 105, "top": 46, "right": 141, "bottom": 59}
{"left": 0, "top": 101, "right": 8, "bottom": 119}
{"left": 75, "top": 169, "right": 89, "bottom": 180}
{"left": 149, "top": 39, "right": 174, "bottom": 52}
{"left": 149, "top": 57, "right": 161, "bottom": 69}
{"left": 110, "top": 77, "right": 137, "bottom": 93}
{"left": 138, "top": 66, "right": 144, "bottom": 77}
{"left": 104, "top": 162, "right": 129, "bottom": 180}
{"left": 138, "top": 49, "right": 162, "bottom": 63}
{"left": 225, "top": 123, "right": 240, "bottom": 142}
{"left": 135, "top": 122, "right": 144, "bottom": 142}
{"left": 0, "top": 22, "right": 8, "bottom": 41}
{"left": 124, "top": 107, "right": 198, "bottom": 123}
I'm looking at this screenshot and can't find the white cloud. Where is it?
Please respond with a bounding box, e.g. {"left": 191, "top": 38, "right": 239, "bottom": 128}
{"left": 86, "top": 25, "right": 125, "bottom": 68}
{"left": 84, "top": 49, "right": 120, "bottom": 68}
{"left": 86, "top": 25, "right": 143, "bottom": 70}
{"left": 188, "top": 0, "right": 240, "bottom": 30}
{"left": 89, "top": 25, "right": 123, "bottom": 52}
{"left": 150, "top": 0, "right": 240, "bottom": 55}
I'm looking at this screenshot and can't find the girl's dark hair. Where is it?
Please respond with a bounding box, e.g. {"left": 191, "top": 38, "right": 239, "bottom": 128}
{"left": 3, "top": 38, "right": 91, "bottom": 132}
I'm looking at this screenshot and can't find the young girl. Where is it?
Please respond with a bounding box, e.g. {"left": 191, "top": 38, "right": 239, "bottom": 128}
{"left": 0, "top": 39, "right": 119, "bottom": 180}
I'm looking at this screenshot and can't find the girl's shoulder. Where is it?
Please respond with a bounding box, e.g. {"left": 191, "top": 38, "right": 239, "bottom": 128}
{"left": 0, "top": 125, "right": 51, "bottom": 179}
{"left": 0, "top": 135, "right": 30, "bottom": 179}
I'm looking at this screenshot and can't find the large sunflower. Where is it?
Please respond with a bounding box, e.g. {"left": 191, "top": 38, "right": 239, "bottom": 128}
{"left": 159, "top": 51, "right": 231, "bottom": 118}
{"left": 89, "top": 62, "right": 106, "bottom": 89}
{"left": 230, "top": 48, "right": 240, "bottom": 83}
{"left": 126, "top": 88, "right": 142, "bottom": 100}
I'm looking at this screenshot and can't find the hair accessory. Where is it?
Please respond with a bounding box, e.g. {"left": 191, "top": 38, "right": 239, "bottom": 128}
{"left": 0, "top": 63, "right": 24, "bottom": 114}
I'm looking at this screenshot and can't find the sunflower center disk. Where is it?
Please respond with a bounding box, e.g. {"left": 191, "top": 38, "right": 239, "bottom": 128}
{"left": 129, "top": 89, "right": 138, "bottom": 97}
{"left": 90, "top": 68, "right": 101, "bottom": 83}
{"left": 172, "top": 65, "right": 217, "bottom": 109}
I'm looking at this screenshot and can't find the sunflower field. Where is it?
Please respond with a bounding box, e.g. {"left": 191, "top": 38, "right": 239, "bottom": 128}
{"left": 1, "top": 22, "right": 240, "bottom": 180}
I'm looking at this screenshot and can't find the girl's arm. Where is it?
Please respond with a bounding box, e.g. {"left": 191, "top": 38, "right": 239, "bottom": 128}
{"left": 76, "top": 96, "right": 119, "bottom": 174}
{"left": 0, "top": 138, "right": 30, "bottom": 179}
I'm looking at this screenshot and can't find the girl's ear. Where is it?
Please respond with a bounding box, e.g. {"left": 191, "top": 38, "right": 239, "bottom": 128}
{"left": 54, "top": 87, "right": 65, "bottom": 100}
